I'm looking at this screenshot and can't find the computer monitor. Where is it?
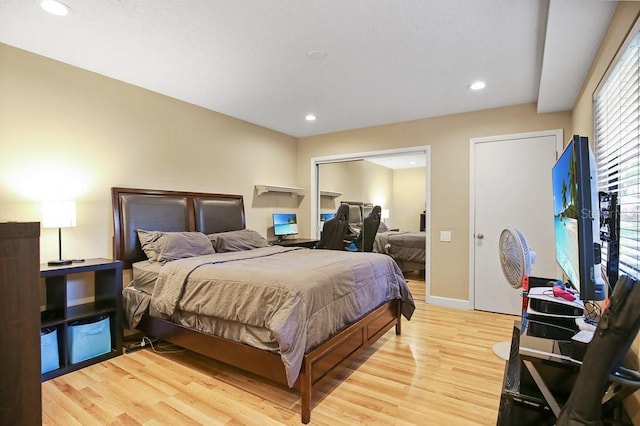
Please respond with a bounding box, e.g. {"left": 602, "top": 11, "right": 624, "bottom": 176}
{"left": 320, "top": 213, "right": 335, "bottom": 222}
{"left": 552, "top": 135, "right": 606, "bottom": 301}
{"left": 273, "top": 213, "right": 298, "bottom": 241}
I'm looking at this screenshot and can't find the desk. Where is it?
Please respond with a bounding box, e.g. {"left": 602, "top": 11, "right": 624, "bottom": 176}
{"left": 271, "top": 238, "right": 319, "bottom": 248}
{"left": 497, "top": 321, "right": 632, "bottom": 425}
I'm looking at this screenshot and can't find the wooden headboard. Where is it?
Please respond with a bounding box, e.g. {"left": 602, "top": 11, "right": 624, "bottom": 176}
{"left": 111, "top": 187, "right": 245, "bottom": 268}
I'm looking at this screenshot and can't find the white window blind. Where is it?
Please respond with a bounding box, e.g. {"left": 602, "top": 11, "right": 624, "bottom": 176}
{"left": 594, "top": 29, "right": 640, "bottom": 282}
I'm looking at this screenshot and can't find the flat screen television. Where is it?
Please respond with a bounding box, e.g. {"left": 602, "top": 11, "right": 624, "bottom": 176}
{"left": 273, "top": 213, "right": 298, "bottom": 241}
{"left": 552, "top": 135, "right": 606, "bottom": 301}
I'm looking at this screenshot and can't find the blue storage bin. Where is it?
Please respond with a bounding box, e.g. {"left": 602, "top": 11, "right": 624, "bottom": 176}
{"left": 41, "top": 327, "right": 60, "bottom": 374}
{"left": 68, "top": 315, "right": 111, "bottom": 364}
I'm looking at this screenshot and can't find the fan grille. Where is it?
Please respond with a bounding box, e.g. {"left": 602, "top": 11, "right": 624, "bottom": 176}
{"left": 499, "top": 227, "right": 531, "bottom": 289}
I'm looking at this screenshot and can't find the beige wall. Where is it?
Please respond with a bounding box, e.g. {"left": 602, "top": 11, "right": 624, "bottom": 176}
{"left": 570, "top": 3, "right": 640, "bottom": 421}
{"left": 318, "top": 160, "right": 393, "bottom": 208}
{"left": 2, "top": 2, "right": 634, "bottom": 304}
{"left": 0, "top": 43, "right": 298, "bottom": 263}
{"left": 362, "top": 161, "right": 394, "bottom": 211}
{"left": 318, "top": 160, "right": 418, "bottom": 232}
{"left": 392, "top": 167, "right": 426, "bottom": 232}
{"left": 2, "top": 4, "right": 638, "bottom": 414}
{"left": 297, "top": 104, "right": 572, "bottom": 301}
{"left": 319, "top": 161, "right": 365, "bottom": 209}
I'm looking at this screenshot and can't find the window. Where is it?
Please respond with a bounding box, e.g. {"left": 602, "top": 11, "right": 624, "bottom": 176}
{"left": 594, "top": 29, "right": 640, "bottom": 281}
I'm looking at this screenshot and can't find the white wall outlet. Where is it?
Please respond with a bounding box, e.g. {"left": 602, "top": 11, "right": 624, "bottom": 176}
{"left": 440, "top": 231, "right": 451, "bottom": 242}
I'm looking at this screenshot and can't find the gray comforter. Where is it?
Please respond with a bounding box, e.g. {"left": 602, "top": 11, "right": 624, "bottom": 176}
{"left": 147, "top": 245, "right": 414, "bottom": 387}
{"left": 374, "top": 231, "right": 426, "bottom": 264}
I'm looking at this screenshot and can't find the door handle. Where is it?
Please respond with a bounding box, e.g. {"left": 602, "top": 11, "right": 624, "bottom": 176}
{"left": 477, "top": 233, "right": 484, "bottom": 240}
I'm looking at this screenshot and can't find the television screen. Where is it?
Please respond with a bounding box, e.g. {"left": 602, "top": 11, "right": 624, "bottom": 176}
{"left": 273, "top": 213, "right": 298, "bottom": 238}
{"left": 552, "top": 135, "right": 605, "bottom": 301}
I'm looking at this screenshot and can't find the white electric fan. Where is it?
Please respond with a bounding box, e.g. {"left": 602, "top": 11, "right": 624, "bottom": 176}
{"left": 493, "top": 226, "right": 537, "bottom": 360}
{"left": 499, "top": 226, "right": 536, "bottom": 289}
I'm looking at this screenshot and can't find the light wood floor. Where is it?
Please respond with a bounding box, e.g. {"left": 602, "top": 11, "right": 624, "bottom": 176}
{"left": 42, "top": 275, "right": 517, "bottom": 425}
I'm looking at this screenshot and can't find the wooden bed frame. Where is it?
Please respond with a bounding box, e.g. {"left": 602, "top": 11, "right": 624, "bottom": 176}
{"left": 111, "top": 187, "right": 402, "bottom": 423}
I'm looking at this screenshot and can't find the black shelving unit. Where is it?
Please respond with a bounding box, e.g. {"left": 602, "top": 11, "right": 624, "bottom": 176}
{"left": 40, "top": 258, "right": 122, "bottom": 381}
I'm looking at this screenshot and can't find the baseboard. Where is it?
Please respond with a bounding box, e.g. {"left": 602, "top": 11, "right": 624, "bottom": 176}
{"left": 426, "top": 295, "right": 472, "bottom": 310}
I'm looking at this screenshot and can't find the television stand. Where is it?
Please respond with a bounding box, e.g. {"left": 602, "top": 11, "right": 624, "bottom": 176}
{"left": 497, "top": 321, "right": 634, "bottom": 425}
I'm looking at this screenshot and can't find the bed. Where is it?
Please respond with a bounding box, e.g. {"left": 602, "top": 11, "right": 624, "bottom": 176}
{"left": 340, "top": 202, "right": 426, "bottom": 272}
{"left": 373, "top": 229, "right": 426, "bottom": 272}
{"left": 112, "top": 187, "right": 415, "bottom": 424}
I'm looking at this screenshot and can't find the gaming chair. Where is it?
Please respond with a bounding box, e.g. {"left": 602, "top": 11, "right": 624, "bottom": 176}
{"left": 354, "top": 205, "right": 381, "bottom": 252}
{"left": 556, "top": 275, "right": 640, "bottom": 425}
{"left": 316, "top": 204, "right": 349, "bottom": 250}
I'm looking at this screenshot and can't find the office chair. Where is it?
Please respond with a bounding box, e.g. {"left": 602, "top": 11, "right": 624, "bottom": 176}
{"left": 530, "top": 275, "right": 640, "bottom": 425}
{"left": 346, "top": 204, "right": 362, "bottom": 225}
{"left": 316, "top": 204, "right": 349, "bottom": 250}
{"left": 354, "top": 205, "right": 381, "bottom": 252}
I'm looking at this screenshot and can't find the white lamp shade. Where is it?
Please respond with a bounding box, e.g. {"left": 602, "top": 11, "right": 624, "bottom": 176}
{"left": 42, "top": 201, "right": 77, "bottom": 228}
{"left": 381, "top": 209, "right": 390, "bottom": 219}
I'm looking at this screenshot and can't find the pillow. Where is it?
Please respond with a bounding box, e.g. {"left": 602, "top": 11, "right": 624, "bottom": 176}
{"left": 208, "top": 229, "right": 270, "bottom": 252}
{"left": 137, "top": 230, "right": 215, "bottom": 263}
{"left": 377, "top": 222, "right": 389, "bottom": 233}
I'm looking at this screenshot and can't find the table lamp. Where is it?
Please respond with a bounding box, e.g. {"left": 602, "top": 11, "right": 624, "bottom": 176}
{"left": 381, "top": 209, "right": 390, "bottom": 223}
{"left": 42, "top": 201, "right": 76, "bottom": 266}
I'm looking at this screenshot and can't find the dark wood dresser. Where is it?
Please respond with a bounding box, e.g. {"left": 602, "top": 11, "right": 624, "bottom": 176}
{"left": 0, "top": 222, "right": 41, "bottom": 425}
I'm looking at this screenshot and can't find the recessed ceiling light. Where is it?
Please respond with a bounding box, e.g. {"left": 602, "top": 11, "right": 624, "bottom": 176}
{"left": 305, "top": 114, "right": 317, "bottom": 121}
{"left": 468, "top": 81, "right": 486, "bottom": 91}
{"left": 39, "top": 0, "right": 71, "bottom": 16}
{"left": 306, "top": 50, "right": 327, "bottom": 60}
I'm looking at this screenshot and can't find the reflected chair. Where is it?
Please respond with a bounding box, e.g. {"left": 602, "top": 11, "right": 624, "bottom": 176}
{"left": 354, "top": 205, "right": 381, "bottom": 252}
{"left": 316, "top": 204, "right": 350, "bottom": 250}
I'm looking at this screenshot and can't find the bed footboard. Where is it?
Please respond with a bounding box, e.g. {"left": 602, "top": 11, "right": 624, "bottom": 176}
{"left": 136, "top": 299, "right": 401, "bottom": 424}
{"left": 300, "top": 298, "right": 401, "bottom": 423}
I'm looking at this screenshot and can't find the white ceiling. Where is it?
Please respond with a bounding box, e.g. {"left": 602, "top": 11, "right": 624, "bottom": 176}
{"left": 0, "top": 0, "right": 616, "bottom": 138}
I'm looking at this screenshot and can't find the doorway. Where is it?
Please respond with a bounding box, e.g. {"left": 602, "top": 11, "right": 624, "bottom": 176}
{"left": 310, "top": 146, "right": 431, "bottom": 299}
{"left": 470, "top": 130, "right": 562, "bottom": 315}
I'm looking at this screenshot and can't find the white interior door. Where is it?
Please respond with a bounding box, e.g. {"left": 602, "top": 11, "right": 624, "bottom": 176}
{"left": 471, "top": 131, "right": 561, "bottom": 315}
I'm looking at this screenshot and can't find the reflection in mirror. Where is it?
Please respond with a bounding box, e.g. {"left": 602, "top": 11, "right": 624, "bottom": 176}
{"left": 317, "top": 155, "right": 426, "bottom": 259}
{"left": 318, "top": 160, "right": 364, "bottom": 248}
{"left": 314, "top": 150, "right": 429, "bottom": 301}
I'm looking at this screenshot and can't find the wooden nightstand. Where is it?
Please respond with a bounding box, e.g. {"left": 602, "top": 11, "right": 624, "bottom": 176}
{"left": 40, "top": 258, "right": 123, "bottom": 381}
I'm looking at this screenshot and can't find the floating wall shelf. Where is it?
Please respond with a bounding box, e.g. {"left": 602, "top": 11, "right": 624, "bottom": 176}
{"left": 255, "top": 185, "right": 305, "bottom": 197}
{"left": 320, "top": 190, "right": 342, "bottom": 198}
